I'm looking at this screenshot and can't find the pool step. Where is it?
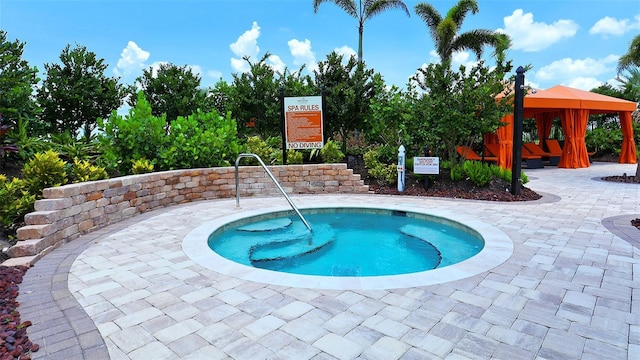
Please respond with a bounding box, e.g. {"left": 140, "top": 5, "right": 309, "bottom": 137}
{"left": 250, "top": 224, "right": 335, "bottom": 263}
{"left": 238, "top": 218, "right": 293, "bottom": 232}
{"left": 399, "top": 224, "right": 444, "bottom": 265}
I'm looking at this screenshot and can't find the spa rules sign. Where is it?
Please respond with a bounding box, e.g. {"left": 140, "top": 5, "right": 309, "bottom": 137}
{"left": 284, "top": 96, "right": 324, "bottom": 149}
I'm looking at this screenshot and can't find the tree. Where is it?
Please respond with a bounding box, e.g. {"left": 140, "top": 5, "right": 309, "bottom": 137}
{"left": 617, "top": 34, "right": 640, "bottom": 74}
{"left": 415, "top": 0, "right": 505, "bottom": 67}
{"left": 313, "top": 52, "right": 384, "bottom": 152}
{"left": 37, "top": 44, "right": 124, "bottom": 140}
{"left": 0, "top": 31, "right": 40, "bottom": 133}
{"left": 618, "top": 68, "right": 640, "bottom": 105}
{"left": 411, "top": 61, "right": 513, "bottom": 168}
{"left": 313, "top": 0, "right": 410, "bottom": 63}
{"left": 589, "top": 83, "right": 625, "bottom": 129}
{"left": 365, "top": 81, "right": 417, "bottom": 152}
{"left": 228, "top": 55, "right": 315, "bottom": 140}
{"left": 229, "top": 54, "right": 282, "bottom": 139}
{"left": 128, "top": 63, "right": 207, "bottom": 125}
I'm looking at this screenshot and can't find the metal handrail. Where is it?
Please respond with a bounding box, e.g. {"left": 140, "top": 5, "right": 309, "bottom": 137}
{"left": 235, "top": 153, "right": 312, "bottom": 232}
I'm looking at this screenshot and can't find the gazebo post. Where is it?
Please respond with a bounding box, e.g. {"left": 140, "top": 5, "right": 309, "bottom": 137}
{"left": 511, "top": 66, "right": 525, "bottom": 195}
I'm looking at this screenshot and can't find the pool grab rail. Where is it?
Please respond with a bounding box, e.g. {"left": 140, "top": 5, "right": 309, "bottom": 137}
{"left": 235, "top": 153, "right": 312, "bottom": 232}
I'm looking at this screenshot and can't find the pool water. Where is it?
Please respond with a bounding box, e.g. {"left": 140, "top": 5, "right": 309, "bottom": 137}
{"left": 208, "top": 209, "right": 484, "bottom": 277}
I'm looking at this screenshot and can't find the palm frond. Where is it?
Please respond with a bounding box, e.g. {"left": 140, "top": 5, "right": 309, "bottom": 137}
{"left": 313, "top": 0, "right": 358, "bottom": 18}
{"left": 364, "top": 0, "right": 410, "bottom": 21}
{"left": 415, "top": 3, "right": 443, "bottom": 47}
{"left": 617, "top": 34, "right": 640, "bottom": 74}
{"left": 451, "top": 29, "right": 501, "bottom": 60}
{"left": 447, "top": 0, "right": 479, "bottom": 28}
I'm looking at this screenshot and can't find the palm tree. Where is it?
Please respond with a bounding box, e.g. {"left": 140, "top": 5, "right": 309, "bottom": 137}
{"left": 313, "top": 0, "right": 410, "bottom": 63}
{"left": 415, "top": 0, "right": 504, "bottom": 67}
{"left": 617, "top": 34, "right": 640, "bottom": 74}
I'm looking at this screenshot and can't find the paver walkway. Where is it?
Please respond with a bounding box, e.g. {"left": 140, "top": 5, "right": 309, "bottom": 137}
{"left": 18, "top": 162, "right": 640, "bottom": 359}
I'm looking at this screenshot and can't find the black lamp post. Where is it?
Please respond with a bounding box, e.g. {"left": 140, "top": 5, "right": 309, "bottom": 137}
{"left": 511, "top": 66, "right": 525, "bottom": 195}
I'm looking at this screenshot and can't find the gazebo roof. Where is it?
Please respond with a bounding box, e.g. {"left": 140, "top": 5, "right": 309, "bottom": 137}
{"left": 524, "top": 85, "right": 637, "bottom": 114}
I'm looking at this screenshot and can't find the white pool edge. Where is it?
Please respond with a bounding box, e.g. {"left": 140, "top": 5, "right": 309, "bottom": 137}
{"left": 182, "top": 201, "right": 514, "bottom": 290}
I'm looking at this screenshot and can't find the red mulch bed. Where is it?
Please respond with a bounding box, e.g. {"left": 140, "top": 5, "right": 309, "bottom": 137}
{"left": 0, "top": 266, "right": 38, "bottom": 360}
{"left": 601, "top": 173, "right": 640, "bottom": 231}
{"left": 602, "top": 175, "right": 640, "bottom": 184}
{"left": 368, "top": 171, "right": 542, "bottom": 202}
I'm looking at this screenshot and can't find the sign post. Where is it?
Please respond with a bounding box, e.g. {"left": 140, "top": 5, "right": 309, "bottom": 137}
{"left": 397, "top": 145, "right": 405, "bottom": 192}
{"left": 284, "top": 96, "right": 324, "bottom": 150}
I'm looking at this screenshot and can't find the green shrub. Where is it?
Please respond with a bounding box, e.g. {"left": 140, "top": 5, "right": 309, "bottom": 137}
{"left": 70, "top": 159, "right": 108, "bottom": 183}
{"left": 160, "top": 110, "right": 241, "bottom": 170}
{"left": 99, "top": 92, "right": 240, "bottom": 174}
{"left": 586, "top": 125, "right": 623, "bottom": 155}
{"left": 131, "top": 158, "right": 154, "bottom": 174}
{"left": 98, "top": 92, "right": 167, "bottom": 174}
{"left": 286, "top": 149, "right": 303, "bottom": 164}
{"left": 0, "top": 176, "right": 35, "bottom": 233}
{"left": 449, "top": 163, "right": 465, "bottom": 181}
{"left": 22, "top": 150, "right": 67, "bottom": 197}
{"left": 246, "top": 136, "right": 274, "bottom": 164}
{"left": 320, "top": 139, "right": 345, "bottom": 163}
{"left": 48, "top": 131, "right": 102, "bottom": 163}
{"left": 7, "top": 118, "right": 50, "bottom": 162}
{"left": 364, "top": 148, "right": 397, "bottom": 185}
{"left": 491, "top": 164, "right": 511, "bottom": 182}
{"left": 489, "top": 165, "right": 528, "bottom": 185}
{"left": 463, "top": 161, "right": 493, "bottom": 187}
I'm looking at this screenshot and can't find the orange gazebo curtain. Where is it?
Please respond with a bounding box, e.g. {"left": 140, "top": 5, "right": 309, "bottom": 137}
{"left": 558, "top": 108, "right": 590, "bottom": 168}
{"left": 619, "top": 111, "right": 637, "bottom": 164}
{"left": 534, "top": 112, "right": 555, "bottom": 144}
{"left": 535, "top": 112, "right": 558, "bottom": 150}
{"left": 496, "top": 115, "right": 513, "bottom": 169}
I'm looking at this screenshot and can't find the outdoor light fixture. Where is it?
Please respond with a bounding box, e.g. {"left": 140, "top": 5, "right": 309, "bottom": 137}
{"left": 520, "top": 84, "right": 537, "bottom": 94}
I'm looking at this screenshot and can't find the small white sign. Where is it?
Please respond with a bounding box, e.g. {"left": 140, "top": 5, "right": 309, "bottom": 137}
{"left": 413, "top": 157, "right": 440, "bottom": 174}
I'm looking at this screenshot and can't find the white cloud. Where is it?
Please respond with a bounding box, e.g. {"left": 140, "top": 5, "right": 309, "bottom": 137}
{"left": 427, "top": 50, "right": 477, "bottom": 69}
{"left": 148, "top": 61, "right": 170, "bottom": 78}
{"left": 230, "top": 21, "right": 261, "bottom": 73}
{"left": 534, "top": 55, "right": 618, "bottom": 89}
{"left": 451, "top": 51, "right": 479, "bottom": 70}
{"left": 188, "top": 65, "right": 203, "bottom": 79}
{"left": 564, "top": 77, "right": 605, "bottom": 91}
{"left": 334, "top": 46, "right": 357, "bottom": 60}
{"left": 498, "top": 9, "right": 578, "bottom": 52}
{"left": 230, "top": 58, "right": 249, "bottom": 73}
{"left": 589, "top": 15, "right": 640, "bottom": 36}
{"left": 288, "top": 39, "right": 317, "bottom": 72}
{"left": 267, "top": 54, "right": 286, "bottom": 74}
{"left": 207, "top": 70, "right": 223, "bottom": 81}
{"left": 115, "top": 41, "right": 150, "bottom": 78}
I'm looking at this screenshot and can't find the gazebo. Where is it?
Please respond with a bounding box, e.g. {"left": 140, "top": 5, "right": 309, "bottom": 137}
{"left": 491, "top": 85, "right": 637, "bottom": 169}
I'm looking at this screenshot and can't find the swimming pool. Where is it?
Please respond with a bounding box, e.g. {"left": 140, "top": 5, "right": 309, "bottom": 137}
{"left": 208, "top": 209, "right": 484, "bottom": 277}
{"left": 182, "top": 201, "right": 513, "bottom": 290}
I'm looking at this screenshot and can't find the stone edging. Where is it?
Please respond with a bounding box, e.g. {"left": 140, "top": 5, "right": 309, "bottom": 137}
{"left": 3, "top": 164, "right": 368, "bottom": 267}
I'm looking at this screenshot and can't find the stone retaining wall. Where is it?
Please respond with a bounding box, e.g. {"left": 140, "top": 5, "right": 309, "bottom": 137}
{"left": 3, "top": 164, "right": 368, "bottom": 266}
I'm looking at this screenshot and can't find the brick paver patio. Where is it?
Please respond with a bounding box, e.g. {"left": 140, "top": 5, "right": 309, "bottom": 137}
{"left": 18, "top": 162, "right": 640, "bottom": 359}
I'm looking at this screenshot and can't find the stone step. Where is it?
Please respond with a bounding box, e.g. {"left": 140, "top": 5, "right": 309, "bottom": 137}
{"left": 250, "top": 224, "right": 334, "bottom": 263}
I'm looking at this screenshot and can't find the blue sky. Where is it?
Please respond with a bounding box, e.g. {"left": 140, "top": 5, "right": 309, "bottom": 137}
{"left": 1, "top": 0, "right": 640, "bottom": 92}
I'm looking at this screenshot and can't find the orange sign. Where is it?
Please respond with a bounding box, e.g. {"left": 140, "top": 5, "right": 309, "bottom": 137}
{"left": 284, "top": 96, "right": 323, "bottom": 149}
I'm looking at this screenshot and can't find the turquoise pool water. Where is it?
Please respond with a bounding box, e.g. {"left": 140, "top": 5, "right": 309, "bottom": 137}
{"left": 208, "top": 208, "right": 484, "bottom": 277}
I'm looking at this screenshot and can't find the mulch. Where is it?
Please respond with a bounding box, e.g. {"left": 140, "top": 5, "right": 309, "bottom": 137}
{"left": 0, "top": 266, "right": 38, "bottom": 360}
